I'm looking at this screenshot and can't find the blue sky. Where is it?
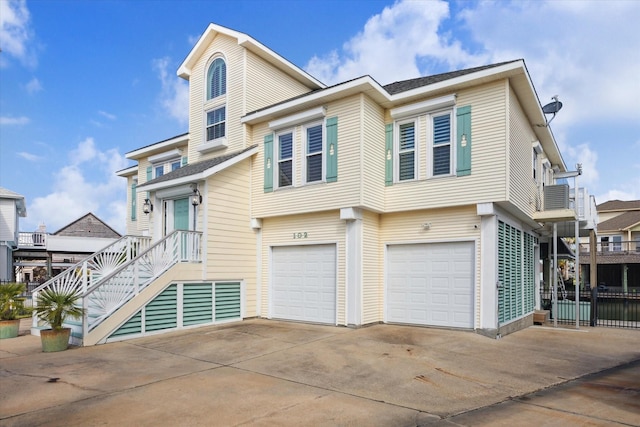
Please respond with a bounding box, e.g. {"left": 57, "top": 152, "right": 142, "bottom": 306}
{"left": 1, "top": 0, "right": 639, "bottom": 234}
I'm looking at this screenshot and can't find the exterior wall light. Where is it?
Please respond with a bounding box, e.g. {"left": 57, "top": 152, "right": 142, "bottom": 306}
{"left": 191, "top": 188, "right": 202, "bottom": 206}
{"left": 142, "top": 198, "right": 153, "bottom": 214}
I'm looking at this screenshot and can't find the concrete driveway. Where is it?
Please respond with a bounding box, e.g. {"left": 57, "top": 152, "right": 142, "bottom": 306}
{"left": 1, "top": 319, "right": 639, "bottom": 426}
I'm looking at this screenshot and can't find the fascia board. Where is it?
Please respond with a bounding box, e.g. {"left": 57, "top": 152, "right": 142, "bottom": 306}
{"left": 116, "top": 165, "right": 138, "bottom": 177}
{"left": 241, "top": 76, "right": 387, "bottom": 125}
{"left": 178, "top": 24, "right": 245, "bottom": 79}
{"left": 126, "top": 134, "right": 189, "bottom": 160}
{"left": 137, "top": 146, "right": 258, "bottom": 193}
{"left": 178, "top": 24, "right": 325, "bottom": 90}
{"left": 242, "top": 63, "right": 527, "bottom": 126}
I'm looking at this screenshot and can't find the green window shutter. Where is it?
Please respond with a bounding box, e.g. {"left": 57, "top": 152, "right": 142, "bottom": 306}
{"left": 263, "top": 134, "right": 274, "bottom": 193}
{"left": 385, "top": 124, "right": 393, "bottom": 186}
{"left": 146, "top": 166, "right": 152, "bottom": 182}
{"left": 131, "top": 182, "right": 137, "bottom": 221}
{"left": 456, "top": 105, "right": 472, "bottom": 176}
{"left": 325, "top": 117, "right": 338, "bottom": 182}
{"left": 181, "top": 156, "right": 188, "bottom": 166}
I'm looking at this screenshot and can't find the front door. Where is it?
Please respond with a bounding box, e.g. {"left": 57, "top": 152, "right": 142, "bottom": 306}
{"left": 173, "top": 198, "right": 190, "bottom": 231}
{"left": 173, "top": 198, "right": 190, "bottom": 259}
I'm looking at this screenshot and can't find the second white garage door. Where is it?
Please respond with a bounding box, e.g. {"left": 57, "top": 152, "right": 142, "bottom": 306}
{"left": 387, "top": 242, "right": 474, "bottom": 328}
{"left": 271, "top": 244, "right": 336, "bottom": 324}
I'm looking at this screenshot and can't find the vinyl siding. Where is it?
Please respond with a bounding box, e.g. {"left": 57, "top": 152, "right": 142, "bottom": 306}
{"left": 508, "top": 86, "right": 539, "bottom": 217}
{"left": 361, "top": 95, "right": 386, "bottom": 211}
{"left": 251, "top": 95, "right": 364, "bottom": 218}
{"left": 188, "top": 33, "right": 244, "bottom": 164}
{"left": 362, "top": 210, "right": 381, "bottom": 324}
{"left": 204, "top": 159, "right": 257, "bottom": 316}
{"left": 379, "top": 206, "right": 482, "bottom": 328}
{"left": 260, "top": 211, "right": 346, "bottom": 325}
{"left": 0, "top": 199, "right": 17, "bottom": 241}
{"left": 384, "top": 81, "right": 509, "bottom": 212}
{"left": 245, "top": 51, "right": 312, "bottom": 114}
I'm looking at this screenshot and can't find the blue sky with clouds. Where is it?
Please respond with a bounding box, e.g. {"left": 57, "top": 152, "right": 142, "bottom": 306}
{"left": 1, "top": 0, "right": 639, "bottom": 234}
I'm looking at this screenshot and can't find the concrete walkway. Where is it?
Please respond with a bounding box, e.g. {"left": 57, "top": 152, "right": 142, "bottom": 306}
{"left": 1, "top": 319, "right": 638, "bottom": 426}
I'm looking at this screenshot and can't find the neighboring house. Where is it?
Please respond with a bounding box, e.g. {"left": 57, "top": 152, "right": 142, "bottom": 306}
{"left": 43, "top": 23, "right": 595, "bottom": 346}
{"left": 0, "top": 187, "right": 27, "bottom": 281}
{"left": 14, "top": 213, "right": 121, "bottom": 283}
{"left": 580, "top": 200, "right": 640, "bottom": 290}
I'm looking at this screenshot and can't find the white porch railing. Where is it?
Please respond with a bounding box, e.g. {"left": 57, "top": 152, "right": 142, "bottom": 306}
{"left": 31, "top": 235, "right": 152, "bottom": 328}
{"left": 82, "top": 230, "right": 202, "bottom": 335}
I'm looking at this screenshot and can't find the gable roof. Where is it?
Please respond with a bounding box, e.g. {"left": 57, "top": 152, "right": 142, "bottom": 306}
{"left": 177, "top": 23, "right": 324, "bottom": 90}
{"left": 137, "top": 145, "right": 258, "bottom": 192}
{"left": 54, "top": 213, "right": 122, "bottom": 238}
{"left": 597, "top": 199, "right": 640, "bottom": 212}
{"left": 598, "top": 210, "right": 640, "bottom": 232}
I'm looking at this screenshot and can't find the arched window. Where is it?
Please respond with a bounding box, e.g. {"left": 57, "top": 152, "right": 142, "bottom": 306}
{"left": 207, "top": 58, "right": 226, "bottom": 100}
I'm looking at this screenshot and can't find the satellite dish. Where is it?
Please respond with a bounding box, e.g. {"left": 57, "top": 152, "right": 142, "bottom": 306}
{"left": 541, "top": 96, "right": 562, "bottom": 126}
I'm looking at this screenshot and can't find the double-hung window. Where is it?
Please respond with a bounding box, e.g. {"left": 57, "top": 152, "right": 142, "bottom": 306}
{"left": 431, "top": 111, "right": 453, "bottom": 176}
{"left": 305, "top": 123, "right": 323, "bottom": 183}
{"left": 206, "top": 106, "right": 226, "bottom": 141}
{"left": 277, "top": 131, "right": 294, "bottom": 188}
{"left": 155, "top": 165, "right": 164, "bottom": 178}
{"left": 397, "top": 120, "right": 417, "bottom": 181}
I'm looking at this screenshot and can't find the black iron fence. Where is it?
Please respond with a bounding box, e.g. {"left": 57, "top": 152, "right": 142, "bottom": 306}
{"left": 541, "top": 288, "right": 640, "bottom": 329}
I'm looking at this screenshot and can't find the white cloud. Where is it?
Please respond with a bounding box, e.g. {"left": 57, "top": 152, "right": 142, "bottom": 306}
{"left": 305, "top": 0, "right": 483, "bottom": 85}
{"left": 25, "top": 77, "right": 42, "bottom": 94}
{"left": 25, "top": 137, "right": 129, "bottom": 234}
{"left": 0, "top": 0, "right": 36, "bottom": 68}
{"left": 153, "top": 56, "right": 189, "bottom": 125}
{"left": 17, "top": 151, "right": 42, "bottom": 162}
{"left": 0, "top": 115, "right": 29, "bottom": 125}
{"left": 460, "top": 0, "right": 640, "bottom": 125}
{"left": 98, "top": 110, "right": 116, "bottom": 120}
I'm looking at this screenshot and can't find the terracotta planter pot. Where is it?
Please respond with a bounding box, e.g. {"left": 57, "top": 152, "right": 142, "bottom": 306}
{"left": 40, "top": 328, "right": 71, "bottom": 352}
{"left": 0, "top": 319, "right": 20, "bottom": 339}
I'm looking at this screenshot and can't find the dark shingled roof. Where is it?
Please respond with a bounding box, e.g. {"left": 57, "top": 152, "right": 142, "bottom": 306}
{"left": 244, "top": 60, "right": 521, "bottom": 118}
{"left": 382, "top": 60, "right": 520, "bottom": 95}
{"left": 596, "top": 199, "right": 640, "bottom": 212}
{"left": 598, "top": 210, "right": 640, "bottom": 232}
{"left": 138, "top": 145, "right": 257, "bottom": 188}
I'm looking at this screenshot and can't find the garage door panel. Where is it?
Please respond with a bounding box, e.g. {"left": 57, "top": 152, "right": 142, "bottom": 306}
{"left": 387, "top": 242, "right": 474, "bottom": 328}
{"left": 272, "top": 245, "right": 336, "bottom": 324}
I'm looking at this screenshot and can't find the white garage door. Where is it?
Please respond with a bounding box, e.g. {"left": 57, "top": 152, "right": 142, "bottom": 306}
{"left": 272, "top": 244, "right": 336, "bottom": 324}
{"left": 387, "top": 242, "right": 474, "bottom": 328}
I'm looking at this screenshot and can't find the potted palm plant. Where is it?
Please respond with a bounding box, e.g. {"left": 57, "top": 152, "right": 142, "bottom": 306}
{"left": 34, "top": 288, "right": 84, "bottom": 352}
{"left": 0, "top": 283, "right": 26, "bottom": 339}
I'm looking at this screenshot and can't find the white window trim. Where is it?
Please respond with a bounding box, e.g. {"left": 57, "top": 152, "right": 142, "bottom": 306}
{"left": 303, "top": 120, "right": 325, "bottom": 184}
{"left": 201, "top": 104, "right": 228, "bottom": 153}
{"left": 390, "top": 94, "right": 456, "bottom": 120}
{"left": 427, "top": 109, "right": 455, "bottom": 178}
{"left": 205, "top": 54, "right": 227, "bottom": 102}
{"left": 148, "top": 149, "right": 182, "bottom": 164}
{"left": 269, "top": 106, "right": 326, "bottom": 131}
{"left": 394, "top": 117, "right": 419, "bottom": 182}
{"left": 275, "top": 128, "right": 295, "bottom": 189}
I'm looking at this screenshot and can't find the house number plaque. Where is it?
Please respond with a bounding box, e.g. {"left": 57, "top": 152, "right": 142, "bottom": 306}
{"left": 293, "top": 232, "right": 308, "bottom": 239}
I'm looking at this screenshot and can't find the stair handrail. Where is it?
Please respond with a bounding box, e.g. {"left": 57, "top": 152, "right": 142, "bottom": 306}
{"left": 81, "top": 230, "right": 202, "bottom": 336}
{"left": 31, "top": 235, "right": 151, "bottom": 330}
{"left": 31, "top": 235, "right": 152, "bottom": 295}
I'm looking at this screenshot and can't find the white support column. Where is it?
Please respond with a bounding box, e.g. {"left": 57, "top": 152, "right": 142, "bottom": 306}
{"left": 477, "top": 203, "right": 498, "bottom": 330}
{"left": 553, "top": 222, "right": 558, "bottom": 328}
{"left": 251, "top": 218, "right": 263, "bottom": 318}
{"left": 341, "top": 208, "right": 363, "bottom": 327}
